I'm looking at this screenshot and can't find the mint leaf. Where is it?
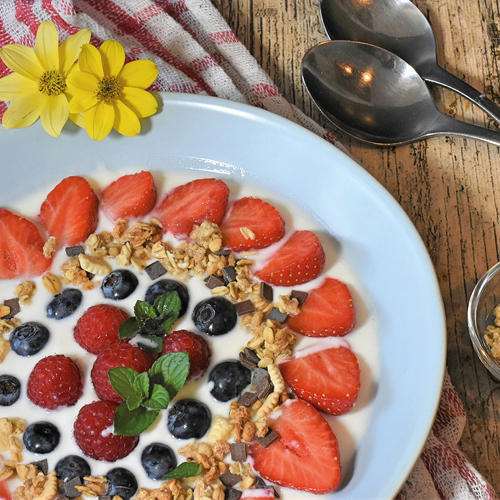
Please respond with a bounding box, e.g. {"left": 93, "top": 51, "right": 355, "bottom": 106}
{"left": 135, "top": 372, "right": 150, "bottom": 397}
{"left": 161, "top": 314, "right": 179, "bottom": 334}
{"left": 154, "top": 291, "right": 181, "bottom": 319}
{"left": 144, "top": 384, "right": 170, "bottom": 410}
{"left": 114, "top": 403, "right": 159, "bottom": 436}
{"left": 137, "top": 335, "right": 164, "bottom": 355}
{"left": 135, "top": 301, "right": 157, "bottom": 323}
{"left": 163, "top": 462, "right": 202, "bottom": 479}
{"left": 148, "top": 352, "right": 190, "bottom": 398}
{"left": 126, "top": 391, "right": 144, "bottom": 411}
{"left": 119, "top": 318, "right": 140, "bottom": 339}
{"left": 108, "top": 367, "right": 139, "bottom": 401}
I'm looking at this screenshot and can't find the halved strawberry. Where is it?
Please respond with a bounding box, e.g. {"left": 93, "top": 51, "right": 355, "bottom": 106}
{"left": 287, "top": 277, "right": 355, "bottom": 336}
{"left": 256, "top": 230, "right": 325, "bottom": 286}
{"left": 221, "top": 197, "right": 285, "bottom": 251}
{"left": 0, "top": 209, "right": 52, "bottom": 279}
{"left": 101, "top": 171, "right": 156, "bottom": 221}
{"left": 241, "top": 490, "right": 275, "bottom": 499}
{"left": 0, "top": 480, "right": 11, "bottom": 500}
{"left": 155, "top": 178, "right": 229, "bottom": 237}
{"left": 40, "top": 176, "right": 99, "bottom": 246}
{"left": 280, "top": 345, "right": 360, "bottom": 415}
{"left": 249, "top": 399, "right": 341, "bottom": 493}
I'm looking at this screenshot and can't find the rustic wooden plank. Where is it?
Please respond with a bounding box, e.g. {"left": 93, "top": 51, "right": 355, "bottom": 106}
{"left": 213, "top": 0, "right": 500, "bottom": 490}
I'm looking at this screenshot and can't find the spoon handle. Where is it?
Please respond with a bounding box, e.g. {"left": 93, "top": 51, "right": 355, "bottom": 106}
{"left": 425, "top": 64, "right": 500, "bottom": 124}
{"left": 431, "top": 114, "right": 500, "bottom": 147}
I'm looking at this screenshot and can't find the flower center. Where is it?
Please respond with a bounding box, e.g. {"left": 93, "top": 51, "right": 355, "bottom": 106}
{"left": 96, "top": 76, "right": 121, "bottom": 103}
{"left": 38, "top": 70, "right": 67, "bottom": 96}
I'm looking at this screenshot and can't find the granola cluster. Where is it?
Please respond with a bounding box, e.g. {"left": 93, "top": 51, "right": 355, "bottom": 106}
{"left": 484, "top": 304, "right": 500, "bottom": 360}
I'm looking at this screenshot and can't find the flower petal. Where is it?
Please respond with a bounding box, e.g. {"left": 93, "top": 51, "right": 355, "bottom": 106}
{"left": 67, "top": 70, "right": 99, "bottom": 93}
{"left": 0, "top": 44, "right": 44, "bottom": 80}
{"left": 100, "top": 40, "right": 125, "bottom": 76}
{"left": 0, "top": 72, "right": 38, "bottom": 101}
{"left": 68, "top": 92, "right": 98, "bottom": 114}
{"left": 78, "top": 43, "right": 104, "bottom": 78}
{"left": 121, "top": 87, "right": 158, "bottom": 118}
{"left": 85, "top": 100, "right": 114, "bottom": 141}
{"left": 113, "top": 99, "right": 141, "bottom": 137}
{"left": 40, "top": 93, "right": 69, "bottom": 137}
{"left": 59, "top": 28, "right": 91, "bottom": 76}
{"left": 34, "top": 20, "right": 59, "bottom": 70}
{"left": 119, "top": 60, "right": 158, "bottom": 89}
{"left": 2, "top": 91, "right": 45, "bottom": 129}
{"left": 69, "top": 111, "right": 86, "bottom": 128}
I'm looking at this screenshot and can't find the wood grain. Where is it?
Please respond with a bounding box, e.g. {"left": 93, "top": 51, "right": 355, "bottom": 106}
{"left": 212, "top": 0, "right": 500, "bottom": 490}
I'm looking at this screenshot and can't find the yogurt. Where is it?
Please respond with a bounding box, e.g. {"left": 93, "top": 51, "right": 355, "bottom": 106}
{"left": 0, "top": 167, "right": 379, "bottom": 499}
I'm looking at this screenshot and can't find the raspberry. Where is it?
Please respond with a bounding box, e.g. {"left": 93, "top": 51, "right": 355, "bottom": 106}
{"left": 27, "top": 355, "right": 82, "bottom": 410}
{"left": 162, "top": 330, "right": 210, "bottom": 380}
{"left": 91, "top": 343, "right": 154, "bottom": 402}
{"left": 74, "top": 401, "right": 138, "bottom": 461}
{"left": 74, "top": 304, "right": 129, "bottom": 354}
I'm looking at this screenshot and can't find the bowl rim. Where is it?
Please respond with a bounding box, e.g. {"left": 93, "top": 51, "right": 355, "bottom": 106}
{"left": 467, "top": 261, "right": 500, "bottom": 380}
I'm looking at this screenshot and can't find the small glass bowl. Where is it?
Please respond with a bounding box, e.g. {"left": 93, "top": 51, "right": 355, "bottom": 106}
{"left": 468, "top": 261, "right": 500, "bottom": 381}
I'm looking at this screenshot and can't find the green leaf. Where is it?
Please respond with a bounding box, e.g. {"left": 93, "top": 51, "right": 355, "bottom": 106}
{"left": 154, "top": 291, "right": 181, "bottom": 319}
{"left": 126, "top": 391, "right": 144, "bottom": 411}
{"left": 135, "top": 371, "right": 150, "bottom": 399}
{"left": 108, "top": 367, "right": 139, "bottom": 401}
{"left": 119, "top": 318, "right": 140, "bottom": 339}
{"left": 144, "top": 384, "right": 170, "bottom": 410}
{"left": 161, "top": 314, "right": 178, "bottom": 334}
{"left": 163, "top": 462, "right": 202, "bottom": 479}
{"left": 135, "top": 300, "right": 157, "bottom": 323}
{"left": 137, "top": 335, "right": 164, "bottom": 355}
{"left": 114, "top": 403, "right": 159, "bottom": 436}
{"left": 148, "top": 352, "right": 190, "bottom": 398}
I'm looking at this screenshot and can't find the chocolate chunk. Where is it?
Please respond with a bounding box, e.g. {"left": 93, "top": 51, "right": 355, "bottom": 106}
{"left": 290, "top": 290, "right": 308, "bottom": 306}
{"left": 256, "top": 429, "right": 280, "bottom": 448}
{"left": 98, "top": 497, "right": 112, "bottom": 500}
{"left": 215, "top": 249, "right": 231, "bottom": 257}
{"left": 264, "top": 307, "right": 287, "bottom": 323}
{"left": 3, "top": 298, "right": 20, "bottom": 318}
{"left": 55, "top": 496, "right": 71, "bottom": 500}
{"left": 61, "top": 476, "right": 83, "bottom": 498}
{"left": 86, "top": 271, "right": 95, "bottom": 280}
{"left": 222, "top": 266, "right": 237, "bottom": 284}
{"left": 145, "top": 261, "right": 167, "bottom": 280}
{"left": 205, "top": 274, "right": 225, "bottom": 289}
{"left": 235, "top": 300, "right": 255, "bottom": 316}
{"left": 256, "top": 378, "right": 272, "bottom": 400}
{"left": 244, "top": 348, "right": 260, "bottom": 365}
{"left": 65, "top": 245, "right": 84, "bottom": 257}
{"left": 225, "top": 488, "right": 242, "bottom": 500}
{"left": 230, "top": 442, "right": 248, "bottom": 462}
{"left": 30, "top": 458, "right": 48, "bottom": 475}
{"left": 239, "top": 351, "right": 257, "bottom": 370}
{"left": 252, "top": 368, "right": 273, "bottom": 400}
{"left": 238, "top": 391, "right": 258, "bottom": 407}
{"left": 254, "top": 476, "right": 267, "bottom": 489}
{"left": 220, "top": 471, "right": 242, "bottom": 487}
{"left": 259, "top": 282, "right": 273, "bottom": 302}
{"left": 272, "top": 487, "right": 280, "bottom": 498}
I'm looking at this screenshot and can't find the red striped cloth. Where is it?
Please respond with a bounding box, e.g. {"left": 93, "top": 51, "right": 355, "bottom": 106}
{"left": 0, "top": 2, "right": 497, "bottom": 499}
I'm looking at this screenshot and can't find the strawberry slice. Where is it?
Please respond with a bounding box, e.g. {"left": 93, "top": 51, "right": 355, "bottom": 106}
{"left": 155, "top": 178, "right": 229, "bottom": 237}
{"left": 0, "top": 209, "right": 52, "bottom": 279}
{"left": 287, "top": 277, "right": 355, "bottom": 336}
{"left": 221, "top": 197, "right": 285, "bottom": 251}
{"left": 40, "top": 176, "right": 99, "bottom": 246}
{"left": 256, "top": 230, "right": 325, "bottom": 286}
{"left": 101, "top": 171, "right": 156, "bottom": 221}
{"left": 280, "top": 344, "right": 360, "bottom": 415}
{"left": 0, "top": 480, "right": 11, "bottom": 500}
{"left": 249, "top": 399, "right": 341, "bottom": 493}
{"left": 241, "top": 490, "right": 275, "bottom": 499}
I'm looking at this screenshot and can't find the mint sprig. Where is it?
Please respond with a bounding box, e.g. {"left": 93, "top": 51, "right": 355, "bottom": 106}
{"left": 109, "top": 352, "right": 190, "bottom": 436}
{"left": 118, "top": 291, "right": 182, "bottom": 354}
{"left": 164, "top": 462, "right": 202, "bottom": 479}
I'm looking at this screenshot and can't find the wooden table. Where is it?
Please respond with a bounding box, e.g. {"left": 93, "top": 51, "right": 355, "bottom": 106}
{"left": 212, "top": 0, "right": 500, "bottom": 491}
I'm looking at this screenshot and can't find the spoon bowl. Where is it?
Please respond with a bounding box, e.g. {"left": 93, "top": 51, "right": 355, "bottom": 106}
{"left": 320, "top": 0, "right": 500, "bottom": 123}
{"left": 302, "top": 41, "right": 500, "bottom": 146}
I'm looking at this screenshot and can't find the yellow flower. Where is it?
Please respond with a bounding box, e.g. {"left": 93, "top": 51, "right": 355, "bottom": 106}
{"left": 67, "top": 41, "right": 159, "bottom": 141}
{"left": 0, "top": 20, "right": 90, "bottom": 137}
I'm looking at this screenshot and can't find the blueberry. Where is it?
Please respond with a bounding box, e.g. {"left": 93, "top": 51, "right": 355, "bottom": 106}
{"left": 209, "top": 360, "right": 251, "bottom": 402}
{"left": 167, "top": 399, "right": 211, "bottom": 439}
{"left": 0, "top": 375, "right": 20, "bottom": 406}
{"left": 141, "top": 442, "right": 177, "bottom": 480}
{"left": 101, "top": 270, "right": 138, "bottom": 300}
{"left": 9, "top": 322, "right": 49, "bottom": 356}
{"left": 106, "top": 468, "right": 138, "bottom": 500}
{"left": 23, "top": 421, "right": 60, "bottom": 453}
{"left": 55, "top": 455, "right": 91, "bottom": 481}
{"left": 145, "top": 279, "right": 189, "bottom": 316}
{"left": 46, "top": 288, "right": 82, "bottom": 320}
{"left": 192, "top": 297, "right": 237, "bottom": 335}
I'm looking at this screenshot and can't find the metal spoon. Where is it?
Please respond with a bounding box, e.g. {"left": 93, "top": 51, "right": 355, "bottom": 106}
{"left": 319, "top": 0, "right": 500, "bottom": 124}
{"left": 301, "top": 41, "right": 500, "bottom": 146}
